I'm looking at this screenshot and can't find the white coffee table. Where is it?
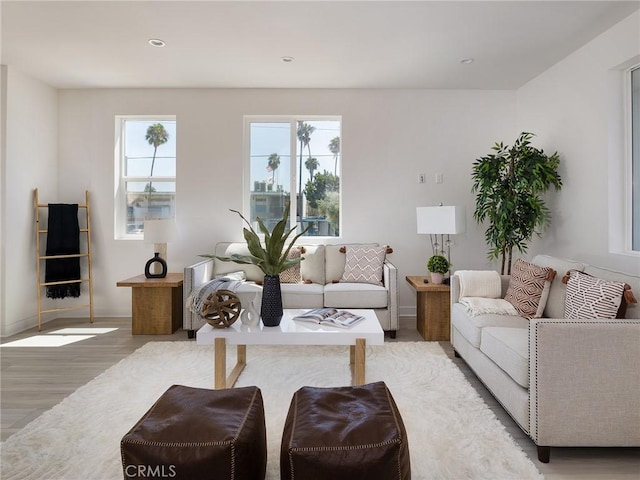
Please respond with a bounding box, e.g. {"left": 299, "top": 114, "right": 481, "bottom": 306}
{"left": 196, "top": 309, "right": 384, "bottom": 389}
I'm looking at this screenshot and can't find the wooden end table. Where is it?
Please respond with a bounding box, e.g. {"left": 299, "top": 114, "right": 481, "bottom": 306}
{"left": 406, "top": 276, "right": 450, "bottom": 341}
{"left": 117, "top": 273, "right": 183, "bottom": 335}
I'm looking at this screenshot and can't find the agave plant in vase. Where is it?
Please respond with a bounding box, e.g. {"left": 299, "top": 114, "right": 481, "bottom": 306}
{"left": 201, "top": 202, "right": 309, "bottom": 326}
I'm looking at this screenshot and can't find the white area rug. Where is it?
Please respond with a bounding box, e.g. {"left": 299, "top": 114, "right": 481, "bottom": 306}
{"left": 1, "top": 341, "right": 543, "bottom": 479}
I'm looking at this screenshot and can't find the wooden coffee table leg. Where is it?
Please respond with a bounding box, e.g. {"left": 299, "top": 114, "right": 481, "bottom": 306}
{"left": 214, "top": 340, "right": 246, "bottom": 389}
{"left": 226, "top": 345, "right": 247, "bottom": 388}
{"left": 352, "top": 338, "right": 366, "bottom": 385}
{"left": 214, "top": 337, "right": 227, "bottom": 389}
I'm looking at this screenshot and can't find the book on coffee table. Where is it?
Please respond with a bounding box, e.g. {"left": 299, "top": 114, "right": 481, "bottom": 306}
{"left": 292, "top": 308, "right": 365, "bottom": 329}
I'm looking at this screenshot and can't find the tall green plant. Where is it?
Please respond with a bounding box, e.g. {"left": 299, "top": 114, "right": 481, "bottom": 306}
{"left": 201, "top": 201, "right": 310, "bottom": 276}
{"left": 471, "top": 132, "right": 562, "bottom": 274}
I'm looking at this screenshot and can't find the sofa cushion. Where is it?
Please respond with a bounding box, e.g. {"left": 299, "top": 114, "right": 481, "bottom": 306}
{"left": 340, "top": 245, "right": 387, "bottom": 286}
{"left": 480, "top": 327, "right": 529, "bottom": 388}
{"left": 531, "top": 255, "right": 586, "bottom": 318}
{"left": 451, "top": 303, "right": 529, "bottom": 348}
{"left": 564, "top": 270, "right": 626, "bottom": 319}
{"left": 504, "top": 258, "right": 556, "bottom": 319}
{"left": 281, "top": 283, "right": 325, "bottom": 309}
{"left": 280, "top": 247, "right": 302, "bottom": 284}
{"left": 323, "top": 283, "right": 388, "bottom": 309}
{"left": 299, "top": 245, "right": 325, "bottom": 285}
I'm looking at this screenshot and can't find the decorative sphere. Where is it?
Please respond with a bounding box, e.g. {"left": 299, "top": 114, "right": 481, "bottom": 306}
{"left": 202, "top": 290, "right": 241, "bottom": 328}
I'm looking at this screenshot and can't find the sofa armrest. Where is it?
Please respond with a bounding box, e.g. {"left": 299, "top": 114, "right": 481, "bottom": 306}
{"left": 183, "top": 258, "right": 215, "bottom": 331}
{"left": 528, "top": 318, "right": 640, "bottom": 447}
{"left": 383, "top": 259, "right": 399, "bottom": 331}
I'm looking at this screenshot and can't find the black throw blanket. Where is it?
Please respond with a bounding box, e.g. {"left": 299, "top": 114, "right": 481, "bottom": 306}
{"left": 45, "top": 204, "right": 81, "bottom": 299}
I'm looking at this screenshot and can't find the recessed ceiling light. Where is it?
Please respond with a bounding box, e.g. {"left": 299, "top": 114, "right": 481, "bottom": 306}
{"left": 281, "top": 56, "right": 295, "bottom": 63}
{"left": 460, "top": 58, "right": 474, "bottom": 65}
{"left": 148, "top": 38, "right": 166, "bottom": 48}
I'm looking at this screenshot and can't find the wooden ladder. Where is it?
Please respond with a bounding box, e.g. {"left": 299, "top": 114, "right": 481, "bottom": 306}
{"left": 34, "top": 188, "right": 94, "bottom": 331}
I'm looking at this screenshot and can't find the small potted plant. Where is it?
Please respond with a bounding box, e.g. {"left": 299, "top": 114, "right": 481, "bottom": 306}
{"left": 427, "top": 255, "right": 450, "bottom": 284}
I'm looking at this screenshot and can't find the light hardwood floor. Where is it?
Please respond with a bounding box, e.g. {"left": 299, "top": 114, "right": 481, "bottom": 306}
{"left": 2, "top": 316, "right": 638, "bottom": 479}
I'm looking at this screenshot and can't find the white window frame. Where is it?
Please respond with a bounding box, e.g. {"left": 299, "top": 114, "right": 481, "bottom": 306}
{"left": 625, "top": 65, "right": 640, "bottom": 253}
{"left": 114, "top": 115, "right": 177, "bottom": 240}
{"left": 242, "top": 115, "right": 342, "bottom": 238}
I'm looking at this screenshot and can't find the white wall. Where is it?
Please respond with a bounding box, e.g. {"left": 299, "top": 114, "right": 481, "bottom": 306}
{"left": 54, "top": 88, "right": 516, "bottom": 322}
{"left": 516, "top": 11, "right": 640, "bottom": 273}
{"left": 1, "top": 66, "right": 58, "bottom": 336}
{"left": 4, "top": 10, "right": 637, "bottom": 335}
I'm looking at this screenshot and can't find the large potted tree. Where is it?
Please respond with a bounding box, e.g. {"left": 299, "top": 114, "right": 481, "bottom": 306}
{"left": 471, "top": 132, "right": 562, "bottom": 274}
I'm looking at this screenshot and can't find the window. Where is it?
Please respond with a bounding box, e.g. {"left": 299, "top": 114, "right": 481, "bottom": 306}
{"left": 244, "top": 117, "right": 341, "bottom": 237}
{"left": 631, "top": 66, "right": 639, "bottom": 251}
{"left": 115, "top": 116, "right": 176, "bottom": 238}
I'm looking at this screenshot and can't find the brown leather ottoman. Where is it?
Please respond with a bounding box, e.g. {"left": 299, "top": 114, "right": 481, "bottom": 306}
{"left": 280, "top": 381, "right": 410, "bottom": 480}
{"left": 121, "top": 384, "right": 266, "bottom": 480}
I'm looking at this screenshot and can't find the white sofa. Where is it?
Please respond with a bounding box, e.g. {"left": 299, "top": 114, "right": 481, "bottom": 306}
{"left": 450, "top": 254, "right": 640, "bottom": 462}
{"left": 184, "top": 242, "right": 399, "bottom": 337}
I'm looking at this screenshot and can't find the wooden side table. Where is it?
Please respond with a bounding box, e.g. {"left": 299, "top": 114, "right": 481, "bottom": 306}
{"left": 406, "top": 276, "right": 450, "bottom": 341}
{"left": 117, "top": 273, "right": 183, "bottom": 335}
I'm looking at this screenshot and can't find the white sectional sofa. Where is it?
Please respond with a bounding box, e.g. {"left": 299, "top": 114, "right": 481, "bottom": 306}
{"left": 450, "top": 254, "right": 640, "bottom": 462}
{"left": 184, "top": 242, "right": 399, "bottom": 337}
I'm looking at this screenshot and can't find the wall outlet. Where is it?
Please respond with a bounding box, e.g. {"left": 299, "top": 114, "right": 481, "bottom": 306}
{"left": 419, "top": 173, "right": 425, "bottom": 184}
{"left": 435, "top": 173, "right": 443, "bottom": 184}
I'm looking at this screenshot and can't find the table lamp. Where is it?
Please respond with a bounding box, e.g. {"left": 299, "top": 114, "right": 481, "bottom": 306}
{"left": 143, "top": 218, "right": 177, "bottom": 278}
{"left": 416, "top": 205, "right": 465, "bottom": 266}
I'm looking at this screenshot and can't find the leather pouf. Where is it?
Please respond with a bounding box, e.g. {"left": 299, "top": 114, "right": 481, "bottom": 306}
{"left": 281, "top": 381, "right": 411, "bottom": 480}
{"left": 121, "top": 384, "right": 266, "bottom": 480}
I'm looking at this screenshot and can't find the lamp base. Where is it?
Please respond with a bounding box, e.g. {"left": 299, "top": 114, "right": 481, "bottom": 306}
{"left": 145, "top": 252, "right": 167, "bottom": 278}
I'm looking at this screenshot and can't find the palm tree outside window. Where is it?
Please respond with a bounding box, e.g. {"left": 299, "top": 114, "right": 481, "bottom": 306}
{"left": 245, "top": 117, "right": 341, "bottom": 237}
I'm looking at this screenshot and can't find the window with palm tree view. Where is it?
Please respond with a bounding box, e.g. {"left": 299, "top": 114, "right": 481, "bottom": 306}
{"left": 245, "top": 117, "right": 341, "bottom": 237}
{"left": 115, "top": 116, "right": 177, "bottom": 238}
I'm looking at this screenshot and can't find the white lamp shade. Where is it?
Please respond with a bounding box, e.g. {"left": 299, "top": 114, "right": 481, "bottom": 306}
{"left": 143, "top": 219, "right": 178, "bottom": 244}
{"left": 416, "top": 206, "right": 466, "bottom": 234}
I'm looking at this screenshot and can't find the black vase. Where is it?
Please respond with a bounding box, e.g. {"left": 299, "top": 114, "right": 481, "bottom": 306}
{"left": 144, "top": 252, "right": 167, "bottom": 278}
{"left": 261, "top": 274, "right": 283, "bottom": 327}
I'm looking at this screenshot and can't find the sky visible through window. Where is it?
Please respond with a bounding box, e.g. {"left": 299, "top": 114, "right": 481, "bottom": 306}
{"left": 250, "top": 120, "right": 340, "bottom": 190}
{"left": 124, "top": 120, "right": 177, "bottom": 179}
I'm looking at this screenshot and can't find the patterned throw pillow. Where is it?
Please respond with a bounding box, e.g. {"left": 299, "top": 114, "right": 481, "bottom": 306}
{"left": 339, "top": 245, "right": 387, "bottom": 286}
{"left": 280, "top": 247, "right": 302, "bottom": 284}
{"left": 564, "top": 270, "right": 625, "bottom": 319}
{"left": 504, "top": 258, "right": 556, "bottom": 319}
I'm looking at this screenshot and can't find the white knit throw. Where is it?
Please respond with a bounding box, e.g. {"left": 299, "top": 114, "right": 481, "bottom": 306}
{"left": 456, "top": 270, "right": 502, "bottom": 299}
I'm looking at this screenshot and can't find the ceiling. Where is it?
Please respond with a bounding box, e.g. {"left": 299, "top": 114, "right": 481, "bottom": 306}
{"left": 2, "top": 1, "right": 638, "bottom": 90}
